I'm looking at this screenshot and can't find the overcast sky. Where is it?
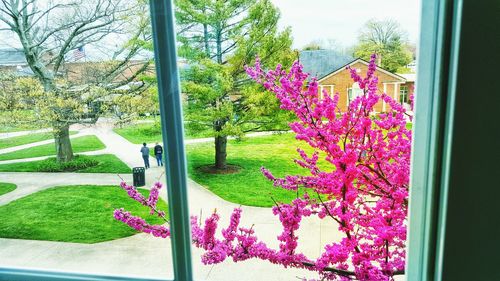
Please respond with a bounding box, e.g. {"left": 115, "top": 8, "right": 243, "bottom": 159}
{"left": 1, "top": 0, "right": 422, "bottom": 57}
{"left": 271, "top": 0, "right": 421, "bottom": 49}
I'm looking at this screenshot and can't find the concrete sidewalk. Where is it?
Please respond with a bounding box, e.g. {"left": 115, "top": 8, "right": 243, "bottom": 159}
{"left": 0, "top": 149, "right": 107, "bottom": 165}
{"left": 0, "top": 169, "right": 335, "bottom": 280}
{"left": 0, "top": 128, "right": 51, "bottom": 140}
{"left": 0, "top": 131, "right": 92, "bottom": 155}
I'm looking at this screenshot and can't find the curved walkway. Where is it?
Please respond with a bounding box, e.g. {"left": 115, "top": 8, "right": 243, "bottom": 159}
{"left": 0, "top": 130, "right": 92, "bottom": 155}
{"left": 0, "top": 128, "right": 51, "bottom": 140}
{"left": 0, "top": 122, "right": 360, "bottom": 281}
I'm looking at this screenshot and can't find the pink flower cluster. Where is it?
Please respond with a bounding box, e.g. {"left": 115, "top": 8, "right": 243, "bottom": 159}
{"left": 114, "top": 208, "right": 170, "bottom": 238}
{"left": 118, "top": 181, "right": 166, "bottom": 218}
{"left": 114, "top": 181, "right": 169, "bottom": 238}
{"left": 115, "top": 54, "right": 411, "bottom": 281}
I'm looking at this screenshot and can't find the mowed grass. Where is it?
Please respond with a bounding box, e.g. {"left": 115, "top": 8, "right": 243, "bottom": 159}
{"left": 114, "top": 123, "right": 162, "bottom": 144}
{"left": 0, "top": 182, "right": 16, "bottom": 196}
{"left": 0, "top": 131, "right": 77, "bottom": 149}
{"left": 0, "top": 185, "right": 168, "bottom": 243}
{"left": 114, "top": 122, "right": 212, "bottom": 144}
{"left": 0, "top": 135, "right": 105, "bottom": 161}
{"left": 186, "top": 133, "right": 326, "bottom": 207}
{"left": 0, "top": 154, "right": 131, "bottom": 173}
{"left": 0, "top": 125, "right": 38, "bottom": 133}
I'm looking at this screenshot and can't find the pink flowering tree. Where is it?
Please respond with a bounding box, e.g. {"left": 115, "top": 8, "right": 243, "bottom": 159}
{"left": 114, "top": 54, "right": 411, "bottom": 281}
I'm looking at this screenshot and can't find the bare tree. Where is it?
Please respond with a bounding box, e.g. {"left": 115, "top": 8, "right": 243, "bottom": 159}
{"left": 0, "top": 0, "right": 151, "bottom": 162}
{"left": 359, "top": 19, "right": 406, "bottom": 46}
{"left": 354, "top": 19, "right": 412, "bottom": 72}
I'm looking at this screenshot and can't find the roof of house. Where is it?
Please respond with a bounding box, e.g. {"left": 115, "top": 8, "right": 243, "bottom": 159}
{"left": 318, "top": 58, "right": 407, "bottom": 83}
{"left": 398, "top": 73, "right": 416, "bottom": 82}
{"left": 0, "top": 48, "right": 27, "bottom": 66}
{"left": 299, "top": 50, "right": 354, "bottom": 80}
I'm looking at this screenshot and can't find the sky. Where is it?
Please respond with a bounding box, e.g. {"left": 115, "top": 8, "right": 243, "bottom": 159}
{"left": 271, "top": 0, "right": 421, "bottom": 49}
{"left": 0, "top": 0, "right": 422, "bottom": 58}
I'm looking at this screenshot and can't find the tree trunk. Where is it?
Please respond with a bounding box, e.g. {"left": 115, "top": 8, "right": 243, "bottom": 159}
{"left": 214, "top": 135, "right": 227, "bottom": 170}
{"left": 54, "top": 124, "right": 74, "bottom": 163}
{"left": 203, "top": 23, "right": 210, "bottom": 57}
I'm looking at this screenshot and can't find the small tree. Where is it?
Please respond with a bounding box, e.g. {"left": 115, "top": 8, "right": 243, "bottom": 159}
{"left": 175, "top": 0, "right": 294, "bottom": 170}
{"left": 115, "top": 55, "right": 411, "bottom": 281}
{"left": 0, "top": 71, "right": 21, "bottom": 111}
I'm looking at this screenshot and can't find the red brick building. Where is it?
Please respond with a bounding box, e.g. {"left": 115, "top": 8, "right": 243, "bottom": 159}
{"left": 300, "top": 50, "right": 415, "bottom": 112}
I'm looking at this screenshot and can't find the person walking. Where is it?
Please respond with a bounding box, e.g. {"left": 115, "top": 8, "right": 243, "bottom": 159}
{"left": 154, "top": 142, "right": 163, "bottom": 166}
{"left": 140, "top": 143, "right": 150, "bottom": 169}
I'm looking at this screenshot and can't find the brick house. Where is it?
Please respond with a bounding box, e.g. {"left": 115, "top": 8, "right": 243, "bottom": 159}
{"left": 300, "top": 50, "right": 415, "bottom": 112}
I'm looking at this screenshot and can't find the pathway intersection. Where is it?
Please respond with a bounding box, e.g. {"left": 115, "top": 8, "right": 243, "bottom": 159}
{"left": 0, "top": 121, "right": 394, "bottom": 280}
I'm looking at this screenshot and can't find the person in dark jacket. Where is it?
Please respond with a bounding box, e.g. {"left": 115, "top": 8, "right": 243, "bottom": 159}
{"left": 140, "top": 143, "right": 150, "bottom": 169}
{"left": 154, "top": 142, "right": 163, "bottom": 166}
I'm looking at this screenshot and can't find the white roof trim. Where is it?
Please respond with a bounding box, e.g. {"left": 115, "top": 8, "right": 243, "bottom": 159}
{"left": 318, "top": 59, "right": 407, "bottom": 83}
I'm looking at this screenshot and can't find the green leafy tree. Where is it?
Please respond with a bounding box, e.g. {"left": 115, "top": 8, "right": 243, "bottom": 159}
{"left": 354, "top": 19, "right": 413, "bottom": 73}
{"left": 301, "top": 42, "right": 322, "bottom": 51}
{"left": 0, "top": 71, "right": 23, "bottom": 111}
{"left": 175, "top": 0, "right": 294, "bottom": 170}
{"left": 0, "top": 0, "right": 151, "bottom": 162}
{"left": 111, "top": 86, "right": 159, "bottom": 126}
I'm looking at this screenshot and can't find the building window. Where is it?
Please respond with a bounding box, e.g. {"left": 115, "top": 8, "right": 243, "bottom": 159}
{"left": 319, "top": 85, "right": 334, "bottom": 99}
{"left": 348, "top": 82, "right": 363, "bottom": 104}
{"left": 400, "top": 85, "right": 409, "bottom": 104}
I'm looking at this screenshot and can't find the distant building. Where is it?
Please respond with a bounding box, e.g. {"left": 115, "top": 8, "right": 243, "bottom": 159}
{"left": 299, "top": 50, "right": 354, "bottom": 79}
{"left": 0, "top": 48, "right": 34, "bottom": 76}
{"left": 0, "top": 48, "right": 27, "bottom": 66}
{"left": 406, "top": 60, "right": 417, "bottom": 73}
{"left": 0, "top": 47, "right": 152, "bottom": 85}
{"left": 300, "top": 50, "right": 415, "bottom": 112}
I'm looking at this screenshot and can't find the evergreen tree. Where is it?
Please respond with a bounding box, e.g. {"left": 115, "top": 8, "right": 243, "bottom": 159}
{"left": 175, "top": 0, "right": 294, "bottom": 170}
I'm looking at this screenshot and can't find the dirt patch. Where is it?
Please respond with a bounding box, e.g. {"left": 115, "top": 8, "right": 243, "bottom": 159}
{"left": 196, "top": 164, "right": 242, "bottom": 175}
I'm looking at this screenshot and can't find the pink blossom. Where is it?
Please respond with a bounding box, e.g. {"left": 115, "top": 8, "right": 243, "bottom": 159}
{"left": 116, "top": 55, "right": 411, "bottom": 281}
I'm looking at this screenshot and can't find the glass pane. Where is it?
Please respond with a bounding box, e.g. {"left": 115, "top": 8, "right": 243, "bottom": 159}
{"left": 173, "top": 0, "right": 419, "bottom": 280}
{"left": 0, "top": 0, "right": 174, "bottom": 279}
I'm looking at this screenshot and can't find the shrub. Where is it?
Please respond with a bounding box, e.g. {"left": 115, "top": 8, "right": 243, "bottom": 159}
{"left": 137, "top": 122, "right": 162, "bottom": 137}
{"left": 38, "top": 155, "right": 99, "bottom": 172}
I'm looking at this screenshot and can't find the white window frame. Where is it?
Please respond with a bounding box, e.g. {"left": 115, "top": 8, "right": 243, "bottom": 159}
{"left": 400, "top": 85, "right": 409, "bottom": 104}
{"left": 0, "top": 0, "right": 477, "bottom": 280}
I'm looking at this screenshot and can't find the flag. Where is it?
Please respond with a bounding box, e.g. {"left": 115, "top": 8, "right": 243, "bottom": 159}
{"left": 73, "top": 46, "right": 85, "bottom": 61}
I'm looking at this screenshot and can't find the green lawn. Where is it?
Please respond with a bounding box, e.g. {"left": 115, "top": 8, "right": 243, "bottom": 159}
{"left": 114, "top": 122, "right": 212, "bottom": 144}
{"left": 0, "top": 154, "right": 131, "bottom": 173}
{"left": 0, "top": 131, "right": 77, "bottom": 150}
{"left": 0, "top": 182, "right": 17, "bottom": 196}
{"left": 0, "top": 125, "right": 39, "bottom": 133}
{"left": 114, "top": 123, "right": 162, "bottom": 144}
{"left": 186, "top": 133, "right": 323, "bottom": 207}
{"left": 0, "top": 135, "right": 105, "bottom": 161}
{"left": 0, "top": 185, "right": 168, "bottom": 243}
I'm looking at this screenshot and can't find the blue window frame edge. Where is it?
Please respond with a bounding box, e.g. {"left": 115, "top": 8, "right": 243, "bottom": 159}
{"left": 149, "top": 0, "right": 193, "bottom": 280}
{"left": 0, "top": 267, "right": 169, "bottom": 281}
{"left": 406, "top": 0, "right": 462, "bottom": 280}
